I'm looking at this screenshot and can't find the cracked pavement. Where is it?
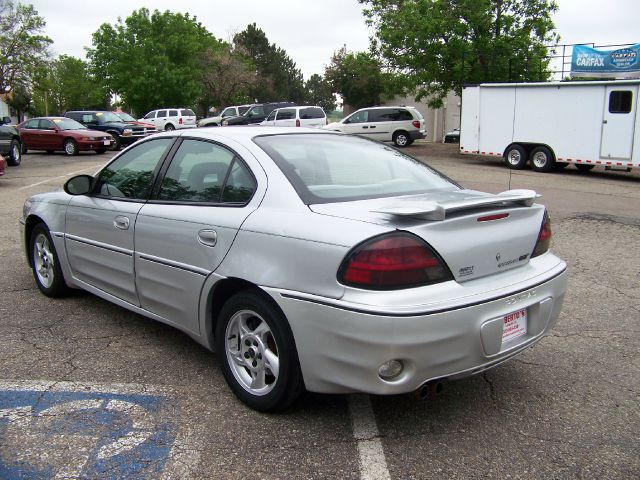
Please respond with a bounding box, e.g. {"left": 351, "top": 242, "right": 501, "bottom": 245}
{"left": 1, "top": 145, "right": 638, "bottom": 478}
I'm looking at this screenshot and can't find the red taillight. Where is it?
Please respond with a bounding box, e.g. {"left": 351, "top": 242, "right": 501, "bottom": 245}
{"left": 296, "top": 119, "right": 301, "bottom": 127}
{"left": 338, "top": 233, "right": 452, "bottom": 290}
{"left": 532, "top": 211, "right": 552, "bottom": 257}
{"left": 179, "top": 117, "right": 183, "bottom": 124}
{"left": 412, "top": 120, "right": 420, "bottom": 129}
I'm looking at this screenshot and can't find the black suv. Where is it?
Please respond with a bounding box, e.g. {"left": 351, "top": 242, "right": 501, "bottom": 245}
{"left": 222, "top": 102, "right": 296, "bottom": 126}
{"left": 64, "top": 111, "right": 153, "bottom": 150}
{"left": 0, "top": 116, "right": 22, "bottom": 166}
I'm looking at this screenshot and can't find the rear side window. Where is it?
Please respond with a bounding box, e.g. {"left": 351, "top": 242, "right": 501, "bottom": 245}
{"left": 38, "top": 119, "right": 55, "bottom": 130}
{"left": 181, "top": 109, "right": 195, "bottom": 116}
{"left": 395, "top": 109, "right": 414, "bottom": 121}
{"left": 277, "top": 109, "right": 296, "bottom": 120}
{"left": 370, "top": 109, "right": 413, "bottom": 122}
{"left": 300, "top": 107, "right": 325, "bottom": 119}
{"left": 157, "top": 139, "right": 256, "bottom": 204}
{"left": 169, "top": 110, "right": 178, "bottom": 117}
{"left": 609, "top": 91, "right": 633, "bottom": 114}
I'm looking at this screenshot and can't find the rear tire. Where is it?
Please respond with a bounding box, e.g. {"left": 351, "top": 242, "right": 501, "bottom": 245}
{"left": 576, "top": 164, "right": 595, "bottom": 172}
{"left": 215, "top": 290, "right": 303, "bottom": 412}
{"left": 7, "top": 139, "right": 21, "bottom": 166}
{"left": 95, "top": 148, "right": 107, "bottom": 154}
{"left": 504, "top": 144, "right": 527, "bottom": 169}
{"left": 165, "top": 123, "right": 175, "bottom": 131}
{"left": 46, "top": 150, "right": 54, "bottom": 154}
{"left": 392, "top": 131, "right": 410, "bottom": 147}
{"left": 530, "top": 146, "right": 555, "bottom": 173}
{"left": 30, "top": 223, "right": 71, "bottom": 298}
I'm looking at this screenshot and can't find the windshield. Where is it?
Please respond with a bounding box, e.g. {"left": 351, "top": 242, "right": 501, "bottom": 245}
{"left": 52, "top": 118, "right": 87, "bottom": 131}
{"left": 254, "top": 134, "right": 458, "bottom": 204}
{"left": 96, "top": 111, "right": 125, "bottom": 123}
{"left": 116, "top": 112, "right": 136, "bottom": 122}
{"left": 244, "top": 105, "right": 265, "bottom": 117}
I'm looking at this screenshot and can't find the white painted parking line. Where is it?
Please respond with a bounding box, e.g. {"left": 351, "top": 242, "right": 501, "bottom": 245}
{"left": 348, "top": 394, "right": 391, "bottom": 480}
{"left": 0, "top": 380, "right": 202, "bottom": 479}
{"left": 17, "top": 166, "right": 100, "bottom": 191}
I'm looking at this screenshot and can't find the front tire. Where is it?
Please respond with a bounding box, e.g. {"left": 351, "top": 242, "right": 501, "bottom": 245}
{"left": 64, "top": 139, "right": 78, "bottom": 156}
{"left": 215, "top": 290, "right": 303, "bottom": 412}
{"left": 30, "top": 224, "right": 70, "bottom": 297}
{"left": 109, "top": 133, "right": 121, "bottom": 151}
{"left": 7, "top": 139, "right": 21, "bottom": 166}
{"left": 504, "top": 144, "right": 527, "bottom": 169}
{"left": 530, "top": 146, "right": 555, "bottom": 173}
{"left": 392, "top": 131, "right": 410, "bottom": 147}
{"left": 95, "top": 148, "right": 107, "bottom": 154}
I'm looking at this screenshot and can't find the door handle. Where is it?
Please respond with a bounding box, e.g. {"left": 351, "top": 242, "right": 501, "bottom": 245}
{"left": 197, "top": 229, "right": 218, "bottom": 247}
{"left": 369, "top": 126, "right": 376, "bottom": 129}
{"left": 362, "top": 126, "right": 369, "bottom": 129}
{"left": 602, "top": 120, "right": 608, "bottom": 124}
{"left": 113, "top": 216, "right": 130, "bottom": 230}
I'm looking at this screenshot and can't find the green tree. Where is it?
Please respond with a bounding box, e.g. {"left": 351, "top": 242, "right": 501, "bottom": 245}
{"left": 233, "top": 23, "right": 306, "bottom": 103}
{"left": 5, "top": 82, "right": 31, "bottom": 120}
{"left": 198, "top": 45, "right": 256, "bottom": 116}
{"left": 0, "top": 0, "right": 51, "bottom": 93}
{"left": 324, "top": 47, "right": 389, "bottom": 109}
{"left": 31, "top": 55, "right": 108, "bottom": 116}
{"left": 304, "top": 74, "right": 336, "bottom": 112}
{"left": 88, "top": 8, "right": 220, "bottom": 115}
{"left": 360, "top": 0, "right": 559, "bottom": 106}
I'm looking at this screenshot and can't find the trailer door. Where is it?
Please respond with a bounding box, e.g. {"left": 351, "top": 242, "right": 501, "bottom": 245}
{"left": 600, "top": 86, "right": 637, "bottom": 160}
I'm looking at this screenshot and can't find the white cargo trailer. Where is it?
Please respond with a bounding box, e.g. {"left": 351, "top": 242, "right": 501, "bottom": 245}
{"left": 460, "top": 80, "right": 640, "bottom": 173}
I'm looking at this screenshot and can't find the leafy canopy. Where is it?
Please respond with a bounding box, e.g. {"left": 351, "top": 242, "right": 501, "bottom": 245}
{"left": 360, "top": 0, "right": 559, "bottom": 106}
{"left": 0, "top": 0, "right": 51, "bottom": 93}
{"left": 324, "top": 47, "right": 390, "bottom": 109}
{"left": 88, "top": 8, "right": 220, "bottom": 115}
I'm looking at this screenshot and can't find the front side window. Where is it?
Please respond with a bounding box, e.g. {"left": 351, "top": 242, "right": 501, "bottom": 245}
{"left": 255, "top": 134, "right": 457, "bottom": 204}
{"left": 344, "top": 110, "right": 368, "bottom": 124}
{"left": 95, "top": 138, "right": 173, "bottom": 200}
{"left": 221, "top": 107, "right": 235, "bottom": 117}
{"left": 276, "top": 109, "right": 296, "bottom": 120}
{"left": 157, "top": 110, "right": 168, "bottom": 118}
{"left": 23, "top": 119, "right": 39, "bottom": 129}
{"left": 157, "top": 139, "right": 255, "bottom": 204}
{"left": 144, "top": 111, "right": 156, "bottom": 120}
{"left": 609, "top": 91, "right": 633, "bottom": 114}
{"left": 265, "top": 110, "right": 277, "bottom": 122}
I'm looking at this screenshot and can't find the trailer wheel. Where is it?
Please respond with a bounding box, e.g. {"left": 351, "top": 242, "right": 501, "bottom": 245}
{"left": 504, "top": 144, "right": 527, "bottom": 169}
{"left": 530, "top": 146, "right": 555, "bottom": 173}
{"left": 575, "top": 164, "right": 595, "bottom": 172}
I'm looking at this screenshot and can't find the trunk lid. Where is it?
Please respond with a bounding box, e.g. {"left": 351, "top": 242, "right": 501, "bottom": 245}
{"left": 310, "top": 189, "right": 545, "bottom": 282}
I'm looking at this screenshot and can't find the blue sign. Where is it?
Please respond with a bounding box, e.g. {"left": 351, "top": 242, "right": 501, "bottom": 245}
{"left": 571, "top": 44, "right": 640, "bottom": 78}
{"left": 0, "top": 388, "right": 176, "bottom": 479}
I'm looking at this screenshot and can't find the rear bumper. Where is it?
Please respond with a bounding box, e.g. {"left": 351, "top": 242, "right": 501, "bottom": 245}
{"left": 409, "top": 130, "right": 425, "bottom": 140}
{"left": 265, "top": 260, "right": 567, "bottom": 394}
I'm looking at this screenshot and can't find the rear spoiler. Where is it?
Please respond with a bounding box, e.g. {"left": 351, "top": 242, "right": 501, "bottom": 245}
{"left": 372, "top": 189, "right": 540, "bottom": 221}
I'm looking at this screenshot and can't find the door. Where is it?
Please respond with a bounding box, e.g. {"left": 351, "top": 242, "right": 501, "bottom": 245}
{"left": 341, "top": 109, "right": 372, "bottom": 136}
{"left": 65, "top": 138, "right": 174, "bottom": 305}
{"left": 38, "top": 119, "right": 59, "bottom": 150}
{"left": 134, "top": 138, "right": 261, "bottom": 334}
{"left": 20, "top": 119, "right": 40, "bottom": 149}
{"left": 600, "top": 86, "right": 638, "bottom": 160}
{"left": 274, "top": 108, "right": 296, "bottom": 127}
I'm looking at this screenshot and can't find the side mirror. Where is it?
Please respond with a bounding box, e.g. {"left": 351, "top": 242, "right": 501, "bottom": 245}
{"left": 1, "top": 116, "right": 10, "bottom": 125}
{"left": 64, "top": 175, "right": 94, "bottom": 195}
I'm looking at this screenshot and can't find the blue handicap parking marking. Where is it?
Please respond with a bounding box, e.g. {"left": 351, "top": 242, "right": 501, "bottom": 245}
{"left": 0, "top": 385, "right": 177, "bottom": 479}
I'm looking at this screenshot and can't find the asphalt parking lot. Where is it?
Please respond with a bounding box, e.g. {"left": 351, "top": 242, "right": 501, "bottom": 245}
{"left": 1, "top": 144, "right": 638, "bottom": 479}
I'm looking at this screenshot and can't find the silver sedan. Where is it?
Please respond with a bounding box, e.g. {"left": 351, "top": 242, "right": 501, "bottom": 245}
{"left": 20, "top": 127, "right": 567, "bottom": 411}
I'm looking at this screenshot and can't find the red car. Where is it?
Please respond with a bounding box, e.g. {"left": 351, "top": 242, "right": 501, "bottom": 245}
{"left": 18, "top": 117, "right": 113, "bottom": 156}
{"left": 0, "top": 154, "right": 6, "bottom": 176}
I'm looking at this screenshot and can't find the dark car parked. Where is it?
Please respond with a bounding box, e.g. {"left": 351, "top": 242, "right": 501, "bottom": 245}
{"left": 64, "top": 111, "right": 153, "bottom": 150}
{"left": 222, "top": 102, "right": 296, "bottom": 126}
{"left": 0, "top": 116, "right": 22, "bottom": 166}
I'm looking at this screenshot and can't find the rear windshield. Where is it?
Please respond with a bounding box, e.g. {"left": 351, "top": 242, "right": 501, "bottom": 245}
{"left": 181, "top": 109, "right": 196, "bottom": 116}
{"left": 254, "top": 134, "right": 457, "bottom": 204}
{"left": 300, "top": 107, "right": 325, "bottom": 119}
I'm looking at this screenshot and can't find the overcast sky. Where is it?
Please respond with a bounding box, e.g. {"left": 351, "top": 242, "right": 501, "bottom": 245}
{"left": 28, "top": 0, "right": 639, "bottom": 79}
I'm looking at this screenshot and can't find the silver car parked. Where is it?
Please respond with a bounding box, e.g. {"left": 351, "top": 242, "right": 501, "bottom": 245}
{"left": 21, "top": 127, "right": 567, "bottom": 411}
